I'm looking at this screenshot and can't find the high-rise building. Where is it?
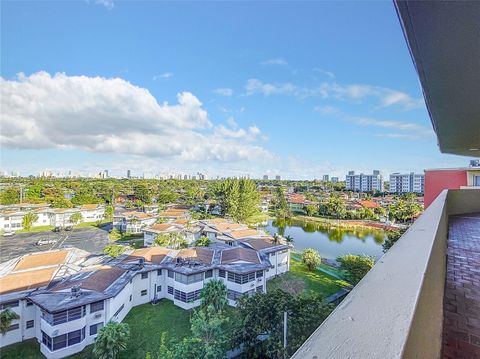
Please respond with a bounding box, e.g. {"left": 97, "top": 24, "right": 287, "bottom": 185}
{"left": 331, "top": 177, "right": 339, "bottom": 183}
{"left": 323, "top": 175, "right": 330, "bottom": 182}
{"left": 345, "top": 170, "right": 383, "bottom": 192}
{"left": 263, "top": 175, "right": 269, "bottom": 180}
{"left": 389, "top": 173, "right": 425, "bottom": 194}
{"left": 127, "top": 170, "right": 131, "bottom": 179}
{"left": 275, "top": 175, "right": 281, "bottom": 181}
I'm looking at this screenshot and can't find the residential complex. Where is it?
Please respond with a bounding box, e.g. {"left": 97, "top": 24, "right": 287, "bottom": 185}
{"left": 0, "top": 204, "right": 105, "bottom": 232}
{"left": 0, "top": 225, "right": 290, "bottom": 358}
{"left": 389, "top": 172, "right": 425, "bottom": 194}
{"left": 345, "top": 170, "right": 383, "bottom": 192}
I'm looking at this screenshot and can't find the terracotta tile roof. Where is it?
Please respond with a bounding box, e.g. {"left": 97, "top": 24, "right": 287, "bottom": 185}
{"left": 215, "top": 223, "right": 243, "bottom": 232}
{"left": 147, "top": 223, "right": 175, "bottom": 232}
{"left": 158, "top": 209, "right": 188, "bottom": 217}
{"left": 359, "top": 200, "right": 380, "bottom": 209}
{"left": 173, "top": 219, "right": 189, "bottom": 225}
{"left": 221, "top": 247, "right": 260, "bottom": 264}
{"left": 239, "top": 238, "right": 277, "bottom": 251}
{"left": 229, "top": 229, "right": 260, "bottom": 239}
{"left": 123, "top": 247, "right": 170, "bottom": 264}
{"left": 14, "top": 250, "right": 69, "bottom": 271}
{"left": 176, "top": 248, "right": 213, "bottom": 265}
{"left": 79, "top": 204, "right": 100, "bottom": 210}
{"left": 204, "top": 218, "right": 226, "bottom": 224}
{"left": 123, "top": 211, "right": 152, "bottom": 220}
{"left": 0, "top": 267, "right": 57, "bottom": 294}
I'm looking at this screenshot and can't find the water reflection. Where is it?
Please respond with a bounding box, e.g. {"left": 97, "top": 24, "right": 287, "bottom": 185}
{"left": 265, "top": 219, "right": 386, "bottom": 260}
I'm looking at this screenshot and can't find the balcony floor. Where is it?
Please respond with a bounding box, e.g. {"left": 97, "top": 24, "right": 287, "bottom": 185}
{"left": 443, "top": 213, "right": 480, "bottom": 359}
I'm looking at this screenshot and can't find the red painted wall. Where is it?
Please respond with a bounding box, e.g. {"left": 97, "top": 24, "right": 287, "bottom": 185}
{"left": 424, "top": 170, "right": 467, "bottom": 208}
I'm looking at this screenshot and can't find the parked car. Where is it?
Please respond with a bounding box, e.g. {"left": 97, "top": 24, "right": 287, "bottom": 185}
{"left": 53, "top": 226, "right": 62, "bottom": 232}
{"left": 37, "top": 238, "right": 57, "bottom": 246}
{"left": 3, "top": 231, "right": 15, "bottom": 237}
{"left": 64, "top": 226, "right": 73, "bottom": 231}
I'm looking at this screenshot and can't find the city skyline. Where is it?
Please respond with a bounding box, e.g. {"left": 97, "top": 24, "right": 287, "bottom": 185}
{"left": 1, "top": 1, "right": 472, "bottom": 179}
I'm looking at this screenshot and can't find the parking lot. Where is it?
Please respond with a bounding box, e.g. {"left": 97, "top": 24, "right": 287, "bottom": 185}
{"left": 0, "top": 226, "right": 110, "bottom": 262}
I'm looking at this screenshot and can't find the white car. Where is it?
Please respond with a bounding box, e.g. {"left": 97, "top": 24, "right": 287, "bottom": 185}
{"left": 37, "top": 238, "right": 57, "bottom": 246}
{"left": 3, "top": 231, "right": 15, "bottom": 237}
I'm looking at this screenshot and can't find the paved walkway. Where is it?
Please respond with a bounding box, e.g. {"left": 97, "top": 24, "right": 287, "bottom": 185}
{"left": 443, "top": 213, "right": 480, "bottom": 359}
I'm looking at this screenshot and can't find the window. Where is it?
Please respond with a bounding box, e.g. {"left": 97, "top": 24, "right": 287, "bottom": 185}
{"left": 227, "top": 290, "right": 244, "bottom": 301}
{"left": 141, "top": 290, "right": 147, "bottom": 296}
{"left": 68, "top": 328, "right": 84, "bottom": 346}
{"left": 256, "top": 270, "right": 263, "bottom": 278}
{"left": 90, "top": 300, "right": 104, "bottom": 313}
{"left": 90, "top": 322, "right": 103, "bottom": 336}
{"left": 205, "top": 270, "right": 213, "bottom": 279}
{"left": 42, "top": 327, "right": 86, "bottom": 351}
{"left": 7, "top": 323, "right": 19, "bottom": 332}
{"left": 113, "top": 304, "right": 124, "bottom": 317}
{"left": 219, "top": 270, "right": 225, "bottom": 278}
{"left": 227, "top": 272, "right": 255, "bottom": 284}
{"left": 174, "top": 289, "right": 202, "bottom": 303}
{"left": 141, "top": 273, "right": 148, "bottom": 279}
{"left": 26, "top": 320, "right": 34, "bottom": 329}
{"left": 157, "top": 285, "right": 162, "bottom": 292}
{"left": 475, "top": 175, "right": 480, "bottom": 187}
{"left": 256, "top": 286, "right": 263, "bottom": 293}
{"left": 26, "top": 300, "right": 33, "bottom": 307}
{"left": 0, "top": 300, "right": 19, "bottom": 309}
{"left": 175, "top": 272, "right": 203, "bottom": 284}
{"left": 168, "top": 286, "right": 173, "bottom": 295}
{"left": 168, "top": 270, "right": 174, "bottom": 278}
{"left": 157, "top": 269, "right": 162, "bottom": 276}
{"left": 129, "top": 295, "right": 132, "bottom": 302}
{"left": 42, "top": 306, "right": 86, "bottom": 325}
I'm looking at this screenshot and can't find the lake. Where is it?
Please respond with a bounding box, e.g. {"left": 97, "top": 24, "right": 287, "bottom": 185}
{"left": 264, "top": 219, "right": 386, "bottom": 260}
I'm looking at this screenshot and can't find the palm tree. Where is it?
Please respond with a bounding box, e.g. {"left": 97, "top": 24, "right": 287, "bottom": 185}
{"left": 0, "top": 308, "right": 20, "bottom": 335}
{"left": 93, "top": 321, "right": 130, "bottom": 359}
{"left": 200, "top": 279, "right": 227, "bottom": 312}
{"left": 272, "top": 233, "right": 281, "bottom": 245}
{"left": 285, "top": 235, "right": 294, "bottom": 245}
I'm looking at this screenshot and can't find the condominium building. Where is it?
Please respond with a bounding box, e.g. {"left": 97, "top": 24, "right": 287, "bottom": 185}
{"left": 0, "top": 237, "right": 290, "bottom": 358}
{"left": 345, "top": 170, "right": 383, "bottom": 192}
{"left": 389, "top": 173, "right": 425, "bottom": 194}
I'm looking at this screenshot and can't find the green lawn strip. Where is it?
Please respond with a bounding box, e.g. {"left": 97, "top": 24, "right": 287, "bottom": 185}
{"left": 0, "top": 339, "right": 42, "bottom": 359}
{"left": 267, "top": 257, "right": 349, "bottom": 297}
{"left": 15, "top": 225, "right": 54, "bottom": 234}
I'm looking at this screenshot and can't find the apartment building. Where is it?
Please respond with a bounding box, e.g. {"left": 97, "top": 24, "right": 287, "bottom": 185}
{"left": 142, "top": 220, "right": 202, "bottom": 246}
{"left": 389, "top": 172, "right": 425, "bottom": 194}
{"left": 112, "top": 211, "right": 157, "bottom": 233}
{"left": 0, "top": 238, "right": 290, "bottom": 358}
{"left": 0, "top": 204, "right": 105, "bottom": 232}
{"left": 345, "top": 170, "right": 383, "bottom": 192}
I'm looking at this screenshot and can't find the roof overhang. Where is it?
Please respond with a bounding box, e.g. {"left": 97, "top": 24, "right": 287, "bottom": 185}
{"left": 395, "top": 1, "right": 480, "bottom": 157}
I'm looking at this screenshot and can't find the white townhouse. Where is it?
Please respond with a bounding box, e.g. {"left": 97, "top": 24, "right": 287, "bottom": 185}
{"left": 142, "top": 220, "right": 202, "bottom": 247}
{"left": 0, "top": 204, "right": 106, "bottom": 232}
{"left": 113, "top": 211, "right": 157, "bottom": 233}
{"left": 0, "top": 238, "right": 290, "bottom": 358}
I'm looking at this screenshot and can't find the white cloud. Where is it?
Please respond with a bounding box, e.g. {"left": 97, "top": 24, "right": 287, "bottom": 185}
{"left": 314, "top": 105, "right": 339, "bottom": 115}
{"left": 0, "top": 71, "right": 272, "bottom": 163}
{"left": 94, "top": 0, "right": 114, "bottom": 9}
{"left": 261, "top": 58, "right": 288, "bottom": 66}
{"left": 213, "top": 88, "right": 233, "bottom": 96}
{"left": 245, "top": 79, "right": 297, "bottom": 96}
{"left": 152, "top": 72, "right": 174, "bottom": 80}
{"left": 313, "top": 68, "right": 335, "bottom": 79}
{"left": 350, "top": 116, "right": 435, "bottom": 139}
{"left": 214, "top": 123, "right": 261, "bottom": 142}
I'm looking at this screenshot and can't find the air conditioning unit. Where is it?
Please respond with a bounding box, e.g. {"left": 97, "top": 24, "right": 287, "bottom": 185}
{"left": 52, "top": 329, "right": 59, "bottom": 336}
{"left": 257, "top": 278, "right": 262, "bottom": 282}
{"left": 94, "top": 313, "right": 102, "bottom": 319}
{"left": 250, "top": 283, "right": 255, "bottom": 287}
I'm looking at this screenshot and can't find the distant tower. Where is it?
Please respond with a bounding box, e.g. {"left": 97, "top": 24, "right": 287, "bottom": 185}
{"left": 127, "top": 170, "right": 131, "bottom": 179}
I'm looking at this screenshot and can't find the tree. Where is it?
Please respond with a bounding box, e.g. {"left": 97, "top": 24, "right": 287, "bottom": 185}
{"left": 154, "top": 232, "right": 188, "bottom": 249}
{"left": 284, "top": 235, "right": 294, "bottom": 245}
{"left": 302, "top": 248, "right": 321, "bottom": 271}
{"left": 200, "top": 280, "right": 227, "bottom": 312}
{"left": 0, "top": 308, "right": 20, "bottom": 335}
{"left": 320, "top": 194, "right": 346, "bottom": 218}
{"left": 215, "top": 179, "right": 259, "bottom": 222}
{"left": 69, "top": 212, "right": 83, "bottom": 226}
{"left": 195, "top": 236, "right": 211, "bottom": 247}
{"left": 189, "top": 306, "right": 228, "bottom": 359}
{"left": 104, "top": 205, "right": 114, "bottom": 221}
{"left": 232, "top": 289, "right": 332, "bottom": 357}
{"left": 274, "top": 186, "right": 291, "bottom": 219}
{"left": 109, "top": 228, "right": 122, "bottom": 241}
{"left": 22, "top": 212, "right": 39, "bottom": 230}
{"left": 103, "top": 244, "right": 126, "bottom": 258}
{"left": 337, "top": 254, "right": 375, "bottom": 284}
{"left": 305, "top": 204, "right": 318, "bottom": 217}
{"left": 0, "top": 187, "right": 20, "bottom": 205}
{"left": 382, "top": 229, "right": 405, "bottom": 253}
{"left": 93, "top": 321, "right": 130, "bottom": 359}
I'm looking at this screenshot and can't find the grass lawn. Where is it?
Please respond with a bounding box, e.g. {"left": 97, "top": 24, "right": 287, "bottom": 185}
{"left": 267, "top": 256, "right": 350, "bottom": 297}
{"left": 15, "top": 225, "right": 54, "bottom": 234}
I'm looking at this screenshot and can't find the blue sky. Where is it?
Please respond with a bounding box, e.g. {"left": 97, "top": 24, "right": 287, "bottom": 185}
{"left": 0, "top": 0, "right": 469, "bottom": 179}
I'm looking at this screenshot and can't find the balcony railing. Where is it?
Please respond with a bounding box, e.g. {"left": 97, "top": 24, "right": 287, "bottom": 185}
{"left": 292, "top": 189, "right": 480, "bottom": 359}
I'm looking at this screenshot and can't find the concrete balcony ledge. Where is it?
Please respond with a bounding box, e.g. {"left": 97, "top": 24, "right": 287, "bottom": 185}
{"left": 292, "top": 189, "right": 480, "bottom": 359}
